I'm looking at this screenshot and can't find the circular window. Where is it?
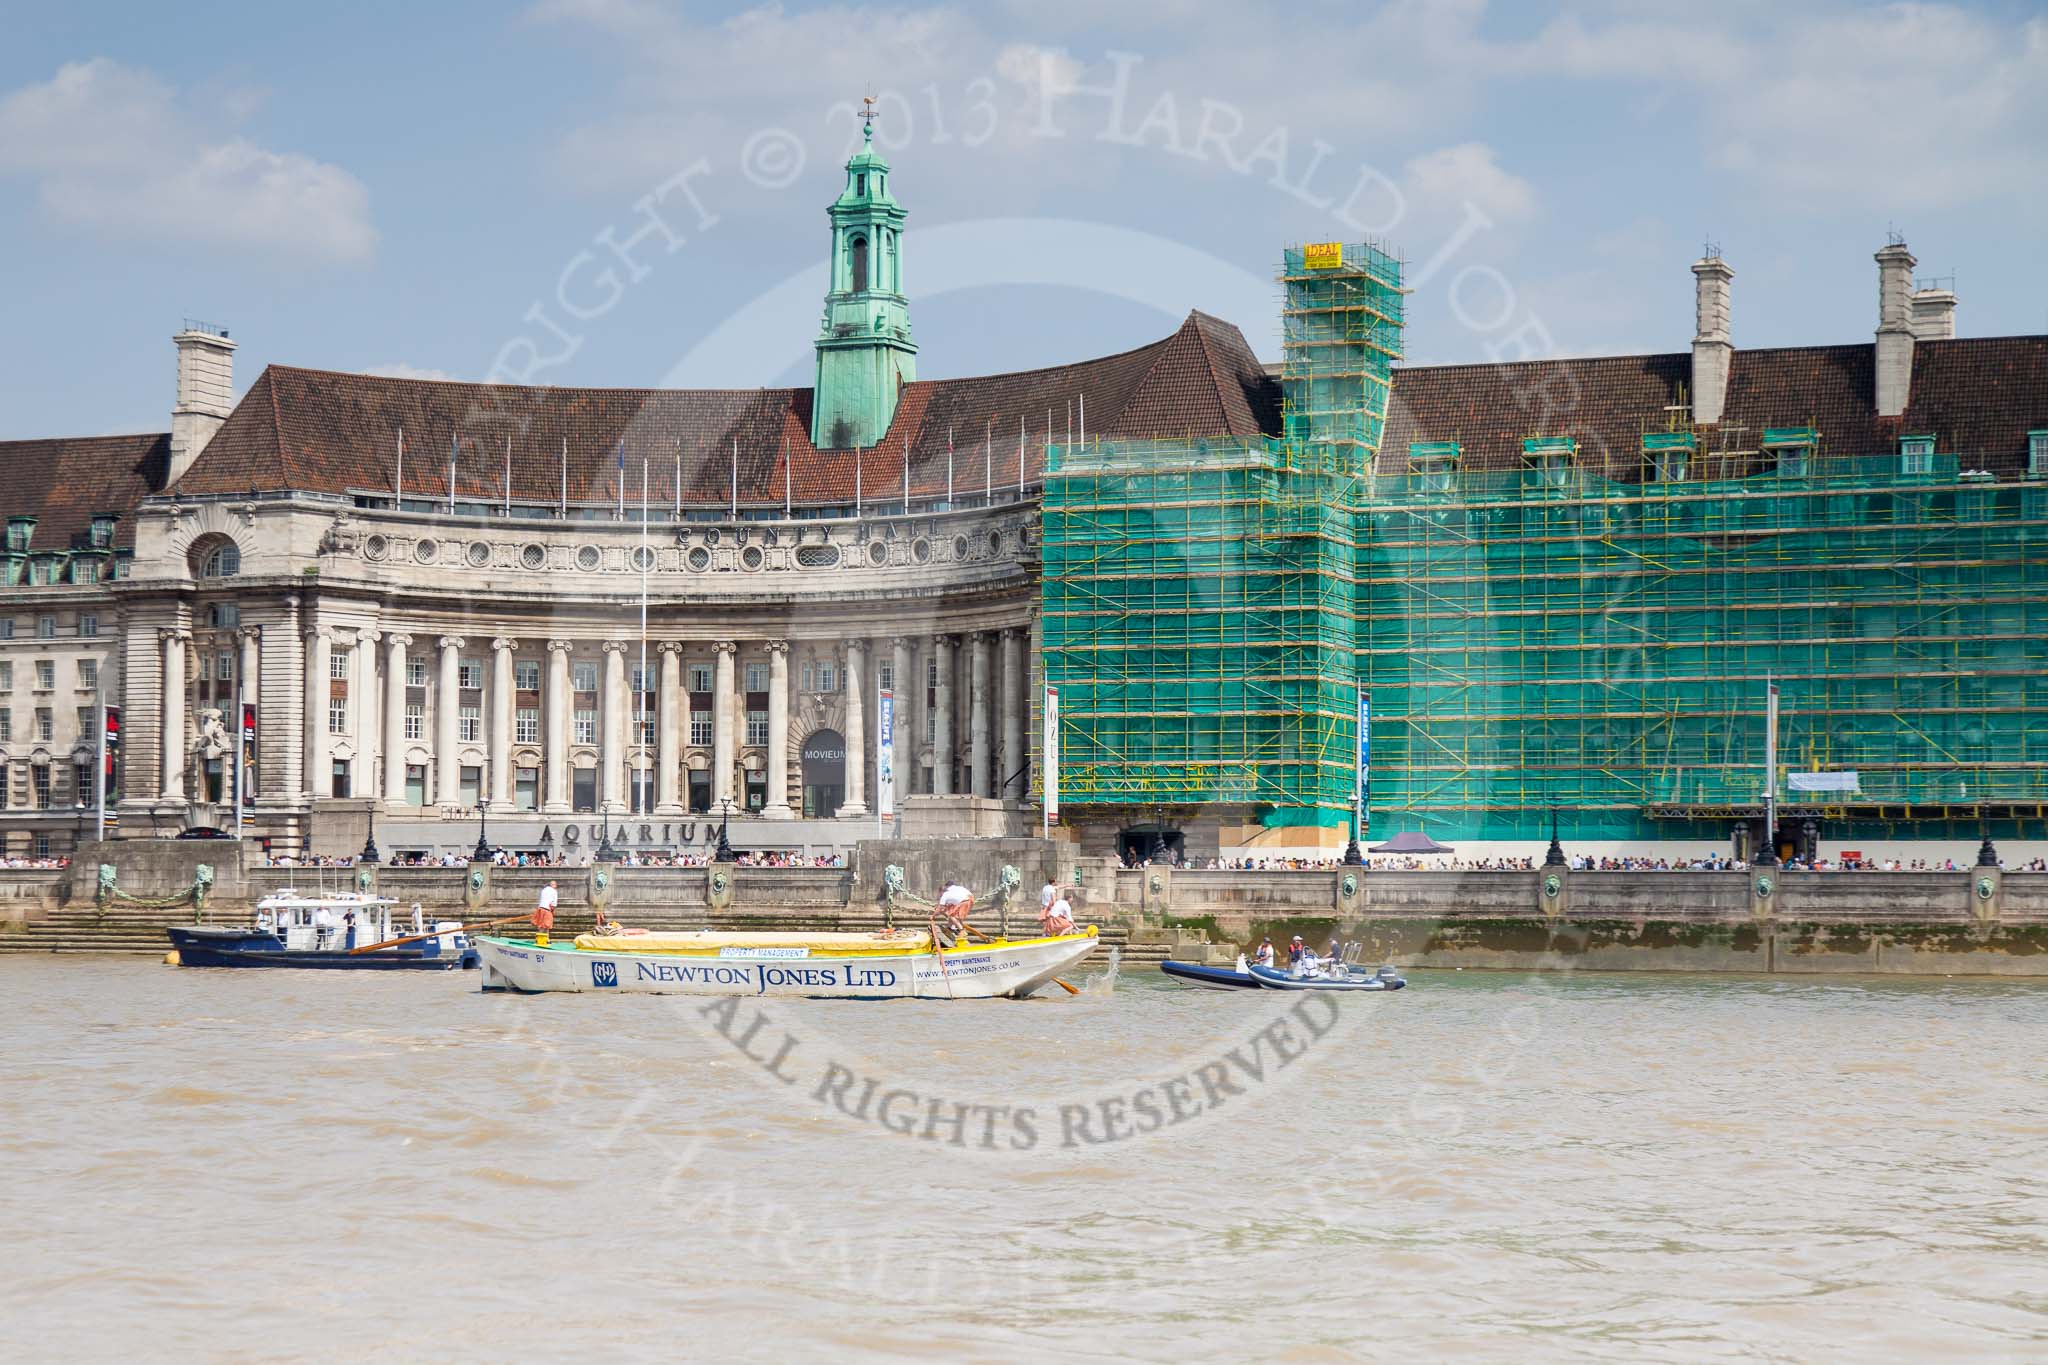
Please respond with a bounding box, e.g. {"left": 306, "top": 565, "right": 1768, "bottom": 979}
{"left": 912, "top": 538, "right": 931, "bottom": 564}
{"left": 988, "top": 530, "right": 1003, "bottom": 554}
{"left": 467, "top": 541, "right": 491, "bottom": 567}
{"left": 630, "top": 545, "right": 656, "bottom": 572}
{"left": 795, "top": 545, "right": 839, "bottom": 569}
{"left": 575, "top": 545, "right": 601, "bottom": 571}
{"left": 740, "top": 546, "right": 764, "bottom": 570}
{"left": 866, "top": 542, "right": 888, "bottom": 566}
{"left": 686, "top": 547, "right": 711, "bottom": 572}
{"left": 952, "top": 535, "right": 969, "bottom": 560}
{"left": 363, "top": 534, "right": 388, "bottom": 562}
{"left": 413, "top": 539, "right": 437, "bottom": 564}
{"left": 520, "top": 543, "right": 547, "bottom": 569}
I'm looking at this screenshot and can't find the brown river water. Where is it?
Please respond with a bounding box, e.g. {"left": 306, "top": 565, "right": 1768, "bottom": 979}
{"left": 2, "top": 955, "right": 2045, "bottom": 1362}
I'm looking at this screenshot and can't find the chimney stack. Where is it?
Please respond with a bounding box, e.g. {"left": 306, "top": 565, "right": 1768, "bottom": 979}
{"left": 168, "top": 322, "right": 236, "bottom": 487}
{"left": 1874, "top": 240, "right": 1916, "bottom": 417}
{"left": 1909, "top": 284, "right": 1957, "bottom": 341}
{"left": 1690, "top": 254, "right": 1734, "bottom": 426}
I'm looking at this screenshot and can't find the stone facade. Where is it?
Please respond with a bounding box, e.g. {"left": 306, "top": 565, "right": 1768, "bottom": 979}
{"left": 105, "top": 490, "right": 1040, "bottom": 856}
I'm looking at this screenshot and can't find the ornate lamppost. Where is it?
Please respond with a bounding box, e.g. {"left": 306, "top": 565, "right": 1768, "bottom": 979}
{"left": 361, "top": 803, "right": 381, "bottom": 864}
{"left": 1544, "top": 806, "right": 1567, "bottom": 868}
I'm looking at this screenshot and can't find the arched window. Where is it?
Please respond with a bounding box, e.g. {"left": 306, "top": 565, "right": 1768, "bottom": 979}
{"left": 197, "top": 541, "right": 241, "bottom": 578}
{"left": 849, "top": 235, "right": 868, "bottom": 292}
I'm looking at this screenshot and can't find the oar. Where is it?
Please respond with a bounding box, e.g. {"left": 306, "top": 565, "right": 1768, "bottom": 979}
{"left": 960, "top": 923, "right": 1080, "bottom": 995}
{"left": 347, "top": 914, "right": 534, "bottom": 955}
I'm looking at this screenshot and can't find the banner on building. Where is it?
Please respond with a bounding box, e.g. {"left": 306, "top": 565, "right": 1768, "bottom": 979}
{"left": 877, "top": 688, "right": 895, "bottom": 821}
{"left": 1765, "top": 681, "right": 1780, "bottom": 796}
{"left": 1789, "top": 771, "right": 1859, "bottom": 792}
{"left": 1356, "top": 689, "right": 1370, "bottom": 810}
{"left": 1043, "top": 685, "right": 1060, "bottom": 822}
{"left": 1303, "top": 242, "right": 1344, "bottom": 270}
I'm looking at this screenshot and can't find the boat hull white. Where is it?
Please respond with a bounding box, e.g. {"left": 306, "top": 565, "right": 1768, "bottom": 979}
{"left": 475, "top": 932, "right": 1099, "bottom": 999}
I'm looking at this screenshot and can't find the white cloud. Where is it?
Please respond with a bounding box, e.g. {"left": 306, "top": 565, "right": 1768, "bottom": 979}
{"left": 1401, "top": 143, "right": 1536, "bottom": 227}
{"left": 364, "top": 363, "right": 459, "bottom": 382}
{"left": 1515, "top": 3, "right": 2048, "bottom": 207}
{"left": 0, "top": 58, "right": 375, "bottom": 263}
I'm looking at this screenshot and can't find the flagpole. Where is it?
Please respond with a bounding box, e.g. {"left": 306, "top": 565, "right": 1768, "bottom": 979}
{"left": 1018, "top": 413, "right": 1026, "bottom": 492}
{"left": 395, "top": 428, "right": 404, "bottom": 508}
{"left": 447, "top": 433, "right": 457, "bottom": 515}
{"left": 855, "top": 444, "right": 862, "bottom": 516}
{"left": 559, "top": 437, "right": 567, "bottom": 518}
{"left": 901, "top": 433, "right": 909, "bottom": 511}
{"left": 983, "top": 420, "right": 991, "bottom": 501}
{"left": 674, "top": 440, "right": 682, "bottom": 520}
{"left": 1079, "top": 391, "right": 1085, "bottom": 448}
{"left": 504, "top": 435, "right": 512, "bottom": 517}
{"left": 616, "top": 440, "right": 626, "bottom": 520}
{"left": 95, "top": 689, "right": 106, "bottom": 844}
{"left": 785, "top": 442, "right": 793, "bottom": 518}
{"left": 231, "top": 682, "right": 244, "bottom": 836}
{"left": 946, "top": 431, "right": 953, "bottom": 504}
{"left": 730, "top": 438, "right": 738, "bottom": 518}
{"left": 639, "top": 456, "right": 650, "bottom": 814}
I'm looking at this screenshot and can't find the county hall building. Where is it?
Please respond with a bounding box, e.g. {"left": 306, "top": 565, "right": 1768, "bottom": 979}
{"left": 4, "top": 123, "right": 2044, "bottom": 865}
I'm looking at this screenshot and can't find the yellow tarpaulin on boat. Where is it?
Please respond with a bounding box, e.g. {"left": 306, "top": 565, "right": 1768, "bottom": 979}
{"left": 572, "top": 930, "right": 934, "bottom": 956}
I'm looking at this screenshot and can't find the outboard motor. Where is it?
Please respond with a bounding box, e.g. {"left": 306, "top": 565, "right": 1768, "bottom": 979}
{"left": 1376, "top": 965, "right": 1401, "bottom": 980}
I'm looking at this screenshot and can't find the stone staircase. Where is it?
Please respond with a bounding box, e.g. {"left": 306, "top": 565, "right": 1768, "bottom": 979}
{"left": 0, "top": 903, "right": 214, "bottom": 955}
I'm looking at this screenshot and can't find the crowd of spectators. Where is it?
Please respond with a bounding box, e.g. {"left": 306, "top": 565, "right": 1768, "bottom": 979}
{"left": 1128, "top": 851, "right": 2045, "bottom": 873}
{"left": 1, "top": 855, "right": 71, "bottom": 869}
{"left": 261, "top": 847, "right": 845, "bottom": 869}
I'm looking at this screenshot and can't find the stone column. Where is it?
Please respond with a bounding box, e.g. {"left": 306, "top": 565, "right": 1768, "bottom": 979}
{"left": 544, "top": 640, "right": 572, "bottom": 813}
{"left": 931, "top": 633, "right": 955, "bottom": 796}
{"left": 656, "top": 642, "right": 684, "bottom": 814}
{"left": 1001, "top": 628, "right": 1026, "bottom": 800}
{"left": 383, "top": 632, "right": 410, "bottom": 806}
{"left": 763, "top": 641, "right": 793, "bottom": 818}
{"left": 160, "top": 628, "right": 188, "bottom": 801}
{"left": 305, "top": 625, "right": 331, "bottom": 801}
{"left": 353, "top": 629, "right": 379, "bottom": 800}
{"left": 601, "top": 641, "right": 628, "bottom": 813}
{"left": 238, "top": 626, "right": 261, "bottom": 801}
{"left": 839, "top": 638, "right": 868, "bottom": 817}
{"left": 436, "top": 635, "right": 463, "bottom": 809}
{"left": 969, "top": 631, "right": 992, "bottom": 798}
{"left": 490, "top": 637, "right": 515, "bottom": 811}
{"left": 712, "top": 641, "right": 737, "bottom": 811}
{"left": 891, "top": 636, "right": 916, "bottom": 795}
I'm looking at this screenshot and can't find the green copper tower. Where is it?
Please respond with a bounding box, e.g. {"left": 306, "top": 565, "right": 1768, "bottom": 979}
{"left": 811, "top": 116, "right": 916, "bottom": 450}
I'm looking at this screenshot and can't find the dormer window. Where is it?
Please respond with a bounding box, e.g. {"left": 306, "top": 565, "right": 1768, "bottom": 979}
{"left": 2029, "top": 430, "right": 2048, "bottom": 479}
{"left": 1643, "top": 431, "right": 1695, "bottom": 483}
{"left": 1408, "top": 440, "right": 1461, "bottom": 493}
{"left": 200, "top": 543, "right": 240, "bottom": 578}
{"left": 1900, "top": 434, "right": 1935, "bottom": 475}
{"left": 89, "top": 515, "right": 114, "bottom": 549}
{"left": 1523, "top": 436, "right": 1576, "bottom": 488}
{"left": 5, "top": 518, "right": 32, "bottom": 553}
{"left": 1763, "top": 427, "right": 1818, "bottom": 477}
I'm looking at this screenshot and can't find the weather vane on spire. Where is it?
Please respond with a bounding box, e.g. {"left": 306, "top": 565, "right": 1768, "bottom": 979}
{"left": 860, "top": 90, "right": 878, "bottom": 137}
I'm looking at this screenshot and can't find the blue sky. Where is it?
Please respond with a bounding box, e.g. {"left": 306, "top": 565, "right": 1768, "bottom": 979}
{"left": 2, "top": 0, "right": 2044, "bottom": 439}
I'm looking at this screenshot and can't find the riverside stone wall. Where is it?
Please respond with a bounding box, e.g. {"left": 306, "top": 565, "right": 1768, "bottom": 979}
{"left": 7, "top": 840, "right": 2047, "bottom": 976}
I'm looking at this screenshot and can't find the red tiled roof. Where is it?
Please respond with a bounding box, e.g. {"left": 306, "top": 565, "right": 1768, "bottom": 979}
{"left": 1383, "top": 336, "right": 2048, "bottom": 478}
{"left": 171, "top": 311, "right": 1281, "bottom": 506}
{"left": 0, "top": 433, "right": 165, "bottom": 550}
